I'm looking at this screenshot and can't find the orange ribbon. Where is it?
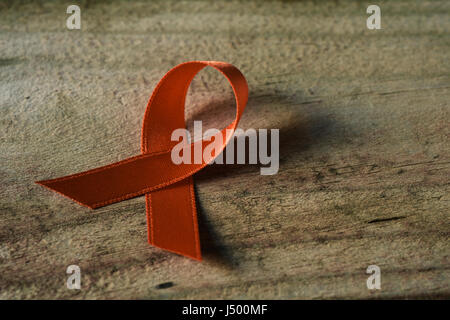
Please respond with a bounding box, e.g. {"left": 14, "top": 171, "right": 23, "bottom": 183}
{"left": 36, "top": 61, "right": 248, "bottom": 261}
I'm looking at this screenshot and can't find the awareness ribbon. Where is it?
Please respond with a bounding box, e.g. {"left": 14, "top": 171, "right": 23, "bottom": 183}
{"left": 36, "top": 61, "right": 248, "bottom": 261}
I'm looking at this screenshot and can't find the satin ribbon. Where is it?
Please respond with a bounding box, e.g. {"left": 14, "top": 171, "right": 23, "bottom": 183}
{"left": 36, "top": 61, "right": 248, "bottom": 261}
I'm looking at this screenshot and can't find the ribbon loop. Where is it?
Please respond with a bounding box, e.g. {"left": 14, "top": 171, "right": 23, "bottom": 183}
{"left": 37, "top": 61, "right": 248, "bottom": 260}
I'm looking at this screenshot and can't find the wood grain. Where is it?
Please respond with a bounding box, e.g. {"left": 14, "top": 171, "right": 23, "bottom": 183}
{"left": 0, "top": 0, "right": 448, "bottom": 299}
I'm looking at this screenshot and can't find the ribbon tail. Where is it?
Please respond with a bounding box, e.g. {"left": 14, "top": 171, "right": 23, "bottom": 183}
{"left": 146, "top": 177, "right": 201, "bottom": 260}
{"left": 35, "top": 153, "right": 174, "bottom": 209}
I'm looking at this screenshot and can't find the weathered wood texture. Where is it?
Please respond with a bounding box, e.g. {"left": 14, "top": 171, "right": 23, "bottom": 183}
{"left": 0, "top": 0, "right": 449, "bottom": 299}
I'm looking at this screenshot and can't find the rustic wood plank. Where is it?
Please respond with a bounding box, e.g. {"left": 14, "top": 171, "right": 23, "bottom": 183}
{"left": 0, "top": 0, "right": 449, "bottom": 299}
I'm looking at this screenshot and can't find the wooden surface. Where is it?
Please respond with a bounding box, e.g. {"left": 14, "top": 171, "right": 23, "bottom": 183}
{"left": 0, "top": 0, "right": 449, "bottom": 299}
